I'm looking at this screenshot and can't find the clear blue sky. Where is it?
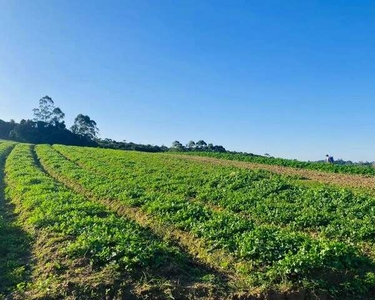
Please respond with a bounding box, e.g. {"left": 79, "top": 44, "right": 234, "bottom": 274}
{"left": 1, "top": 1, "right": 375, "bottom": 161}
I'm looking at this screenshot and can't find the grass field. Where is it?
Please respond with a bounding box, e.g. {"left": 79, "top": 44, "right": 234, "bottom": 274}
{"left": 1, "top": 141, "right": 375, "bottom": 299}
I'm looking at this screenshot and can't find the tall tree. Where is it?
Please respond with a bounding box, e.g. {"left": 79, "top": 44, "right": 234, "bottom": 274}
{"left": 71, "top": 114, "right": 99, "bottom": 140}
{"left": 196, "top": 140, "right": 207, "bottom": 149}
{"left": 171, "top": 140, "right": 184, "bottom": 151}
{"left": 33, "top": 96, "right": 65, "bottom": 126}
{"left": 187, "top": 140, "right": 196, "bottom": 149}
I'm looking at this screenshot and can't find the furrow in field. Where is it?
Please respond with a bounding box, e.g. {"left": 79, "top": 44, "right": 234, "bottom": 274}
{"left": 6, "top": 144, "right": 226, "bottom": 299}
{"left": 171, "top": 154, "right": 375, "bottom": 191}
{"left": 37, "top": 144, "right": 375, "bottom": 298}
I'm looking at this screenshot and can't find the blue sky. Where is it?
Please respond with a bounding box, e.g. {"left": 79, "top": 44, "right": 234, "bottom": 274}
{"left": 1, "top": 1, "right": 375, "bottom": 161}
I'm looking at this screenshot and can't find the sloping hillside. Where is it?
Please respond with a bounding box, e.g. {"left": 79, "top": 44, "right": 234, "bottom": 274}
{"left": 1, "top": 141, "right": 375, "bottom": 299}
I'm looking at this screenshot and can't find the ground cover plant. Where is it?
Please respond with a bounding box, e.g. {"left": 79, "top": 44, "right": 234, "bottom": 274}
{"left": 0, "top": 141, "right": 31, "bottom": 298}
{"left": 3, "top": 144, "right": 223, "bottom": 299}
{"left": 52, "top": 145, "right": 375, "bottom": 243}
{"left": 32, "top": 144, "right": 375, "bottom": 299}
{"left": 171, "top": 154, "right": 375, "bottom": 193}
{"left": 178, "top": 152, "right": 375, "bottom": 176}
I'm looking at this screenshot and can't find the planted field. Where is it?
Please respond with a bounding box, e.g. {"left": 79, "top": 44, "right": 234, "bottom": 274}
{"left": 179, "top": 152, "right": 375, "bottom": 176}
{"left": 1, "top": 143, "right": 375, "bottom": 299}
{"left": 2, "top": 144, "right": 224, "bottom": 299}
{"left": 173, "top": 154, "right": 375, "bottom": 192}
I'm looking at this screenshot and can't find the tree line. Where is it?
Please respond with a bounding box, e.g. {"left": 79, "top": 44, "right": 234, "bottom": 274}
{"left": 170, "top": 140, "right": 226, "bottom": 152}
{"left": 0, "top": 96, "right": 227, "bottom": 153}
{"left": 0, "top": 96, "right": 98, "bottom": 146}
{"left": 1, "top": 96, "right": 373, "bottom": 164}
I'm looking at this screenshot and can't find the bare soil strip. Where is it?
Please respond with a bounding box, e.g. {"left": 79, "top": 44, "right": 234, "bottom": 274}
{"left": 171, "top": 154, "right": 375, "bottom": 192}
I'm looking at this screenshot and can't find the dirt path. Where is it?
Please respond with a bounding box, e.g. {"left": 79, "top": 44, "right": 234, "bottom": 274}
{"left": 171, "top": 154, "right": 375, "bottom": 192}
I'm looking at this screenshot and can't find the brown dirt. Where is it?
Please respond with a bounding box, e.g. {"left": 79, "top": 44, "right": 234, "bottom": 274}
{"left": 171, "top": 155, "right": 375, "bottom": 192}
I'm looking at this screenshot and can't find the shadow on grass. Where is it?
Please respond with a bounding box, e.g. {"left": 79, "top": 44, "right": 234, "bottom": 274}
{"left": 0, "top": 151, "right": 32, "bottom": 298}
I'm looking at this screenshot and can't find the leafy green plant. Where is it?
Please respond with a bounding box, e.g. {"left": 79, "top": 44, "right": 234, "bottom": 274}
{"left": 5, "top": 144, "right": 217, "bottom": 298}
{"left": 34, "top": 144, "right": 375, "bottom": 297}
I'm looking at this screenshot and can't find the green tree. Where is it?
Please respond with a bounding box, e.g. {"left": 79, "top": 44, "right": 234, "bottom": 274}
{"left": 196, "top": 140, "right": 207, "bottom": 149}
{"left": 71, "top": 114, "right": 99, "bottom": 140}
{"left": 33, "top": 96, "right": 65, "bottom": 126}
{"left": 187, "top": 140, "right": 196, "bottom": 149}
{"left": 171, "top": 141, "right": 184, "bottom": 151}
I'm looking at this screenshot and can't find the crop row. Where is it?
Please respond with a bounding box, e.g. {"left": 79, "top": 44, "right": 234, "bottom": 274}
{"left": 37, "top": 144, "right": 375, "bottom": 297}
{"left": 5, "top": 144, "right": 217, "bottom": 299}
{"left": 177, "top": 151, "right": 375, "bottom": 176}
{"left": 54, "top": 145, "right": 375, "bottom": 243}
{"left": 0, "top": 141, "right": 28, "bottom": 298}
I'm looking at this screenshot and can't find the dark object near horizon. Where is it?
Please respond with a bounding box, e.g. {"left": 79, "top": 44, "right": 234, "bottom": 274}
{"left": 326, "top": 154, "right": 334, "bottom": 164}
